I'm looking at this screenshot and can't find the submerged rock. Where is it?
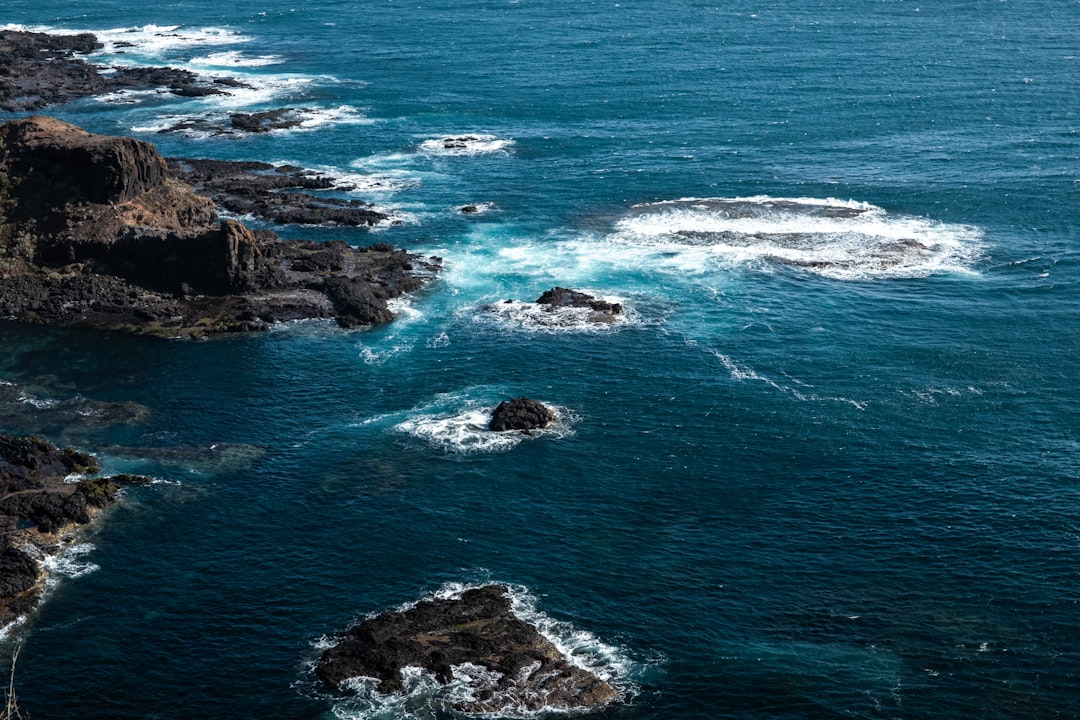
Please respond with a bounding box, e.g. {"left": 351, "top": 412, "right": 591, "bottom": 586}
{"left": 316, "top": 585, "right": 619, "bottom": 713}
{"left": 0, "top": 117, "right": 438, "bottom": 337}
{"left": 489, "top": 397, "right": 556, "bottom": 432}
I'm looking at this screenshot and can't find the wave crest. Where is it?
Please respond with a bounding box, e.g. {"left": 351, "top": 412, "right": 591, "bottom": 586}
{"left": 611, "top": 196, "right": 983, "bottom": 280}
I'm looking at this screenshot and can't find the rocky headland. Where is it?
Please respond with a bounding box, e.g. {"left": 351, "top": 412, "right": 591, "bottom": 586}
{"left": 316, "top": 585, "right": 619, "bottom": 714}
{"left": 0, "top": 116, "right": 438, "bottom": 337}
{"left": 0, "top": 434, "right": 151, "bottom": 628}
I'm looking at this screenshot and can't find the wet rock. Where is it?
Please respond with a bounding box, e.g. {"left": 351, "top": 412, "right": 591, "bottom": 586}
{"left": 489, "top": 397, "right": 556, "bottom": 432}
{"left": 166, "top": 157, "right": 389, "bottom": 227}
{"left": 0, "top": 434, "right": 152, "bottom": 626}
{"left": 535, "top": 287, "right": 623, "bottom": 316}
{"left": 316, "top": 585, "right": 619, "bottom": 713}
{"left": 0, "top": 30, "right": 241, "bottom": 112}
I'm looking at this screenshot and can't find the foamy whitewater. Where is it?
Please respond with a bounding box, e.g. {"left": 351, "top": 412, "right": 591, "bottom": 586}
{"left": 309, "top": 583, "right": 636, "bottom": 720}
{"left": 3, "top": 1, "right": 1080, "bottom": 719}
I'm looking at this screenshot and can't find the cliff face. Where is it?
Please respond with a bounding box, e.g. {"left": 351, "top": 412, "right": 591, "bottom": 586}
{"left": 0, "top": 117, "right": 438, "bottom": 337}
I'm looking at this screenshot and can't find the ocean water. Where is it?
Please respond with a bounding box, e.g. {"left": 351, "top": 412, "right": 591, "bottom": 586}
{"left": 1, "top": 1, "right": 1079, "bottom": 718}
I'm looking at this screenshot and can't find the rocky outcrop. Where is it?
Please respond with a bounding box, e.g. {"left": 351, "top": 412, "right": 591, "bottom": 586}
{"left": 535, "top": 287, "right": 623, "bottom": 317}
{"left": 166, "top": 158, "right": 390, "bottom": 227}
{"left": 0, "top": 117, "right": 437, "bottom": 337}
{"left": 0, "top": 30, "right": 242, "bottom": 112}
{"left": 316, "top": 585, "right": 619, "bottom": 713}
{"left": 489, "top": 397, "right": 557, "bottom": 432}
{"left": 0, "top": 434, "right": 151, "bottom": 627}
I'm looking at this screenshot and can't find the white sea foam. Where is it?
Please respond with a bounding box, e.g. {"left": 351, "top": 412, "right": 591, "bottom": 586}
{"left": 419, "top": 134, "right": 515, "bottom": 156}
{"left": 390, "top": 394, "right": 576, "bottom": 453}
{"left": 41, "top": 542, "right": 100, "bottom": 581}
{"left": 188, "top": 50, "right": 283, "bottom": 68}
{"left": 712, "top": 351, "right": 866, "bottom": 409}
{"left": 323, "top": 582, "right": 637, "bottom": 720}
{"left": 131, "top": 104, "right": 372, "bottom": 138}
{"left": 1, "top": 23, "right": 251, "bottom": 58}
{"left": 609, "top": 196, "right": 983, "bottom": 280}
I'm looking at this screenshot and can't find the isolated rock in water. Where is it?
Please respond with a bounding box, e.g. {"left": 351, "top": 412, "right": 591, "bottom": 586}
{"left": 535, "top": 287, "right": 623, "bottom": 316}
{"left": 316, "top": 585, "right": 619, "bottom": 713}
{"left": 489, "top": 397, "right": 556, "bottom": 432}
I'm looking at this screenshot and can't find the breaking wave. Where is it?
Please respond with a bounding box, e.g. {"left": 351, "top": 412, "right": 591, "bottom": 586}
{"left": 311, "top": 581, "right": 638, "bottom": 720}
{"left": 609, "top": 196, "right": 983, "bottom": 280}
{"left": 359, "top": 391, "right": 575, "bottom": 453}
{"left": 419, "top": 135, "right": 515, "bottom": 156}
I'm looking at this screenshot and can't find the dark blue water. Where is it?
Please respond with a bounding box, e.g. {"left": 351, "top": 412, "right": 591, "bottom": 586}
{"left": 2, "top": 1, "right": 1079, "bottom": 718}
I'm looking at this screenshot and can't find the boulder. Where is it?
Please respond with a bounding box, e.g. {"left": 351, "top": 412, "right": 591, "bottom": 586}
{"left": 316, "top": 585, "right": 619, "bottom": 713}
{"left": 535, "top": 287, "right": 622, "bottom": 316}
{"left": 489, "top": 397, "right": 556, "bottom": 432}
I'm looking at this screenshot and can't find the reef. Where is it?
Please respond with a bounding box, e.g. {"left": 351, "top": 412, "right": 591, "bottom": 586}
{"left": 0, "top": 434, "right": 150, "bottom": 628}
{"left": 535, "top": 287, "right": 623, "bottom": 319}
{"left": 0, "top": 116, "right": 438, "bottom": 337}
{"left": 165, "top": 158, "right": 390, "bottom": 227}
{"left": 0, "top": 29, "right": 244, "bottom": 112}
{"left": 316, "top": 585, "right": 619, "bottom": 713}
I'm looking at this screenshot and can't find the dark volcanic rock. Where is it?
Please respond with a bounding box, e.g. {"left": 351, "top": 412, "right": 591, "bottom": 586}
{"left": 316, "top": 585, "right": 619, "bottom": 713}
{"left": 0, "top": 30, "right": 241, "bottom": 112}
{"left": 536, "top": 287, "right": 623, "bottom": 317}
{"left": 0, "top": 115, "right": 167, "bottom": 206}
{"left": 489, "top": 397, "right": 557, "bottom": 432}
{"left": 0, "top": 433, "right": 152, "bottom": 626}
{"left": 166, "top": 157, "right": 390, "bottom": 227}
{"left": 0, "top": 117, "right": 438, "bottom": 337}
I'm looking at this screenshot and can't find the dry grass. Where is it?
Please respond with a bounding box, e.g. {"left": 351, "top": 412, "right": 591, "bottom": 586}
{"left": 2, "top": 646, "right": 23, "bottom": 720}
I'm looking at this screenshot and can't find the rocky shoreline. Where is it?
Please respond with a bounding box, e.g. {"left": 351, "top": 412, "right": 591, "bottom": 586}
{"left": 0, "top": 116, "right": 439, "bottom": 337}
{"left": 0, "top": 29, "right": 247, "bottom": 112}
{"left": 0, "top": 434, "right": 151, "bottom": 630}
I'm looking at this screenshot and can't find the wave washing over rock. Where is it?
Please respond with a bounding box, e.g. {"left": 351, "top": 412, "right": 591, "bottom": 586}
{"left": 610, "top": 196, "right": 983, "bottom": 280}
{"left": 314, "top": 583, "right": 636, "bottom": 719}
{"left": 419, "top": 135, "right": 515, "bottom": 156}
{"left": 388, "top": 394, "right": 575, "bottom": 453}
{"left": 478, "top": 287, "right": 631, "bottom": 333}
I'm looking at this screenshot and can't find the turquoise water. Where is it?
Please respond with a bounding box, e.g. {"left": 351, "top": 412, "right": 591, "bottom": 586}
{"left": 2, "top": 1, "right": 1080, "bottom": 717}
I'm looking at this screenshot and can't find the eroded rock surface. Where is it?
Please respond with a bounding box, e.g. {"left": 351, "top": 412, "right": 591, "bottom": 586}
{"left": 0, "top": 434, "right": 150, "bottom": 627}
{"left": 489, "top": 397, "right": 557, "bottom": 432}
{"left": 535, "top": 287, "right": 623, "bottom": 317}
{"left": 0, "top": 29, "right": 240, "bottom": 112}
{"left": 316, "top": 585, "right": 619, "bottom": 713}
{"left": 166, "top": 158, "right": 390, "bottom": 227}
{"left": 0, "top": 117, "right": 437, "bottom": 337}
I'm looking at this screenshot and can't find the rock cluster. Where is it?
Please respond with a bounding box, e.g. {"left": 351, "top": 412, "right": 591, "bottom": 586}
{"left": 0, "top": 117, "right": 437, "bottom": 337}
{"left": 166, "top": 158, "right": 389, "bottom": 227}
{"left": 0, "top": 29, "right": 242, "bottom": 112}
{"left": 0, "top": 435, "right": 150, "bottom": 626}
{"left": 316, "top": 585, "right": 618, "bottom": 713}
